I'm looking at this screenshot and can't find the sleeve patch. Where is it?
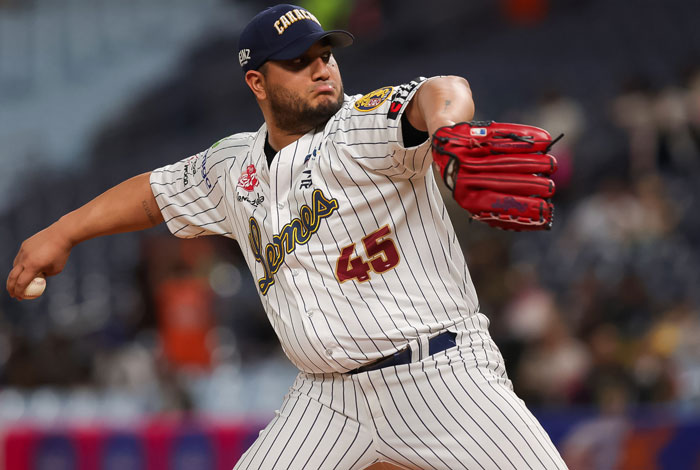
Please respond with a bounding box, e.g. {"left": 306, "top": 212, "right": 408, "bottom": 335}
{"left": 354, "top": 86, "right": 393, "bottom": 112}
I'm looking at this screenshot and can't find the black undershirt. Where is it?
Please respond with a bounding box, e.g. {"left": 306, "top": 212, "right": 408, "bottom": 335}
{"left": 401, "top": 112, "right": 429, "bottom": 148}
{"left": 263, "top": 112, "right": 429, "bottom": 167}
{"left": 264, "top": 135, "right": 277, "bottom": 167}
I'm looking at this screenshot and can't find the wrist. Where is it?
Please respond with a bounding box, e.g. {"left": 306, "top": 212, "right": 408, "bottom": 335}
{"left": 53, "top": 214, "right": 82, "bottom": 248}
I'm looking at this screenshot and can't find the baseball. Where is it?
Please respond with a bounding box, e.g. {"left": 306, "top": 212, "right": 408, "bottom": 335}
{"left": 23, "top": 275, "right": 46, "bottom": 299}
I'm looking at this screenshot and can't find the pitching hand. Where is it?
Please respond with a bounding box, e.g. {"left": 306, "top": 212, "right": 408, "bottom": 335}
{"left": 6, "top": 224, "right": 73, "bottom": 300}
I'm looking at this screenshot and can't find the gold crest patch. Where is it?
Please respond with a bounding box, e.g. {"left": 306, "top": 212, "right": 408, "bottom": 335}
{"left": 354, "top": 86, "right": 393, "bottom": 112}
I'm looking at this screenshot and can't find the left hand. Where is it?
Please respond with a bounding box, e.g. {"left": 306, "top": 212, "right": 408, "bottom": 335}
{"left": 431, "top": 120, "right": 561, "bottom": 231}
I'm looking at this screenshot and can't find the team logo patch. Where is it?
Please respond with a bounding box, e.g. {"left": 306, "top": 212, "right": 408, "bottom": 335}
{"left": 238, "top": 164, "right": 260, "bottom": 192}
{"left": 237, "top": 164, "right": 264, "bottom": 207}
{"left": 354, "top": 87, "right": 393, "bottom": 112}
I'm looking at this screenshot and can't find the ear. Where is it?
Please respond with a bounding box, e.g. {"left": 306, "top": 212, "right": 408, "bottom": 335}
{"left": 245, "top": 70, "right": 267, "bottom": 100}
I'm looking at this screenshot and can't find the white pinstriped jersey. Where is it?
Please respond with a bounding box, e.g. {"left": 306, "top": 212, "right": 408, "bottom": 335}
{"left": 150, "top": 77, "right": 480, "bottom": 374}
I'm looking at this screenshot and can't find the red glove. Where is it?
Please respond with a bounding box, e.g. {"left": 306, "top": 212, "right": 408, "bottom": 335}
{"left": 431, "top": 121, "right": 561, "bottom": 231}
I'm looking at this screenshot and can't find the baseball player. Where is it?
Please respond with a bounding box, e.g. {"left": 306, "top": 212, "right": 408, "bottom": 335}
{"left": 7, "top": 4, "right": 567, "bottom": 469}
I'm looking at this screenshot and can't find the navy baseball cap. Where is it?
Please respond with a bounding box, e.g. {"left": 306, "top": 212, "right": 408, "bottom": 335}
{"left": 238, "top": 4, "right": 354, "bottom": 73}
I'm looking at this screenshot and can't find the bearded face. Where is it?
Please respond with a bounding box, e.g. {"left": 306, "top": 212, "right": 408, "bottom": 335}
{"left": 266, "top": 81, "right": 345, "bottom": 134}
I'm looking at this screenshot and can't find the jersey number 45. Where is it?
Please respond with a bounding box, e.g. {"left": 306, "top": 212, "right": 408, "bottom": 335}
{"left": 335, "top": 225, "right": 400, "bottom": 283}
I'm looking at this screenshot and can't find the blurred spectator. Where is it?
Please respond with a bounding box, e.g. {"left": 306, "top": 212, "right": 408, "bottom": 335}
{"left": 606, "top": 272, "right": 654, "bottom": 339}
{"left": 632, "top": 174, "right": 678, "bottom": 239}
{"left": 515, "top": 303, "right": 591, "bottom": 406}
{"left": 653, "top": 83, "right": 699, "bottom": 173}
{"left": 573, "top": 323, "right": 635, "bottom": 407}
{"left": 562, "top": 178, "right": 648, "bottom": 246}
{"left": 611, "top": 78, "right": 658, "bottom": 179}
{"left": 524, "top": 89, "right": 586, "bottom": 195}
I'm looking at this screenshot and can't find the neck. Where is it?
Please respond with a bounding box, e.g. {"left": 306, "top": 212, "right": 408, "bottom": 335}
{"left": 265, "top": 121, "right": 308, "bottom": 152}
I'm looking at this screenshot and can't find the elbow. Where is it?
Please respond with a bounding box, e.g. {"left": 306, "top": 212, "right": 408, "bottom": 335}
{"left": 435, "top": 75, "right": 470, "bottom": 90}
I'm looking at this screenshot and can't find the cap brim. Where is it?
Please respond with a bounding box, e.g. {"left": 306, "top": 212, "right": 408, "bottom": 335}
{"left": 268, "top": 30, "right": 354, "bottom": 62}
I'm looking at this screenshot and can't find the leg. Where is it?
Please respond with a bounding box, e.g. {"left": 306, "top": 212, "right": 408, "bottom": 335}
{"left": 355, "top": 327, "right": 568, "bottom": 470}
{"left": 234, "top": 373, "right": 376, "bottom": 470}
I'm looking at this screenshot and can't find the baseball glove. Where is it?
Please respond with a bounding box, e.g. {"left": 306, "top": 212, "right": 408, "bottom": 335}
{"left": 431, "top": 121, "right": 561, "bottom": 231}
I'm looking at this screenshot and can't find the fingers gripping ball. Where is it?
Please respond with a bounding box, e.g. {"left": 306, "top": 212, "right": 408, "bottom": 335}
{"left": 431, "top": 121, "right": 562, "bottom": 231}
{"left": 23, "top": 275, "right": 46, "bottom": 299}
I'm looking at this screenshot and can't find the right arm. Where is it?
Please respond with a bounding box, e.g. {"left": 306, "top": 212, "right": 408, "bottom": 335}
{"left": 6, "top": 172, "right": 162, "bottom": 299}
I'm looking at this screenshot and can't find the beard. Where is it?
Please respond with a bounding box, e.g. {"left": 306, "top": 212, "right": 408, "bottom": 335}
{"left": 267, "top": 84, "right": 344, "bottom": 134}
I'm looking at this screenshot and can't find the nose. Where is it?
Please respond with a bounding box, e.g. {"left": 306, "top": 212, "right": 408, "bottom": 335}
{"left": 310, "top": 56, "right": 331, "bottom": 81}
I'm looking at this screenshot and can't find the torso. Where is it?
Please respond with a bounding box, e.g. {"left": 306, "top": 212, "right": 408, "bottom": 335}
{"left": 151, "top": 79, "right": 480, "bottom": 373}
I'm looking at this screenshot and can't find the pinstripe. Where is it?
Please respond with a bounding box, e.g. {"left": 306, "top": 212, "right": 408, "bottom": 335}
{"left": 362, "top": 373, "right": 432, "bottom": 470}
{"left": 422, "top": 176, "right": 474, "bottom": 308}
{"left": 382, "top": 173, "right": 452, "bottom": 324}
{"left": 270, "top": 141, "right": 341, "bottom": 369}
{"left": 458, "top": 325, "right": 553, "bottom": 468}
{"left": 452, "top": 333, "right": 536, "bottom": 465}
{"left": 258, "top": 398, "right": 314, "bottom": 468}
{"left": 348, "top": 160, "right": 443, "bottom": 327}
{"left": 300, "top": 165, "right": 389, "bottom": 350}
{"left": 150, "top": 77, "right": 566, "bottom": 469}
{"left": 172, "top": 224, "right": 190, "bottom": 235}
{"left": 319, "top": 151, "right": 407, "bottom": 346}
{"left": 315, "top": 213, "right": 383, "bottom": 355}
{"left": 298, "top": 160, "right": 385, "bottom": 357}
{"left": 162, "top": 184, "right": 222, "bottom": 218}
{"left": 274, "top": 401, "right": 324, "bottom": 468}
{"left": 325, "top": 142, "right": 419, "bottom": 341}
{"left": 415, "top": 360, "right": 512, "bottom": 468}
{"left": 473, "top": 327, "right": 563, "bottom": 463}
{"left": 406, "top": 178, "right": 464, "bottom": 319}
{"left": 466, "top": 318, "right": 563, "bottom": 467}
{"left": 152, "top": 167, "right": 180, "bottom": 174}
{"left": 278, "top": 278, "right": 335, "bottom": 370}
{"left": 336, "top": 438, "right": 372, "bottom": 470}
{"left": 404, "top": 362, "right": 495, "bottom": 468}
{"left": 234, "top": 391, "right": 300, "bottom": 469}
{"left": 296, "top": 222, "right": 374, "bottom": 361}
{"left": 377, "top": 369, "right": 459, "bottom": 470}
{"left": 284, "top": 160, "right": 378, "bottom": 363}
{"left": 285, "top": 144, "right": 377, "bottom": 366}
{"left": 432, "top": 359, "right": 523, "bottom": 468}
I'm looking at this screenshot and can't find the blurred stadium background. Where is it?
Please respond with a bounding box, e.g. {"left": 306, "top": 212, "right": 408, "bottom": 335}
{"left": 1, "top": 0, "right": 700, "bottom": 468}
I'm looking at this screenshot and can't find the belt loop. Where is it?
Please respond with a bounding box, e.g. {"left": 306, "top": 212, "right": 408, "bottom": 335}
{"left": 411, "top": 336, "right": 430, "bottom": 362}
{"left": 408, "top": 338, "right": 420, "bottom": 363}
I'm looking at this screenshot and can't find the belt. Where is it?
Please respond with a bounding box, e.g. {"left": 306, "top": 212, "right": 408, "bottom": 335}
{"left": 349, "top": 331, "right": 457, "bottom": 374}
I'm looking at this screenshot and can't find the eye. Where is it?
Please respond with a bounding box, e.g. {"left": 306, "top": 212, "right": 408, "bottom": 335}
{"left": 321, "top": 52, "right": 332, "bottom": 63}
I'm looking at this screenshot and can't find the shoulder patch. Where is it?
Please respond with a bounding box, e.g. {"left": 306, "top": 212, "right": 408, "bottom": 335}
{"left": 354, "top": 86, "right": 393, "bottom": 112}
{"left": 387, "top": 78, "right": 425, "bottom": 120}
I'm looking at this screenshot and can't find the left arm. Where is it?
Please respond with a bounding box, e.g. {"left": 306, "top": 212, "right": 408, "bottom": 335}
{"left": 404, "top": 76, "right": 475, "bottom": 136}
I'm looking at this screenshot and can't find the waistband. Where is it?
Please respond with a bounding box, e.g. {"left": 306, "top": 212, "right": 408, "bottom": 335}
{"left": 348, "top": 331, "right": 457, "bottom": 374}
